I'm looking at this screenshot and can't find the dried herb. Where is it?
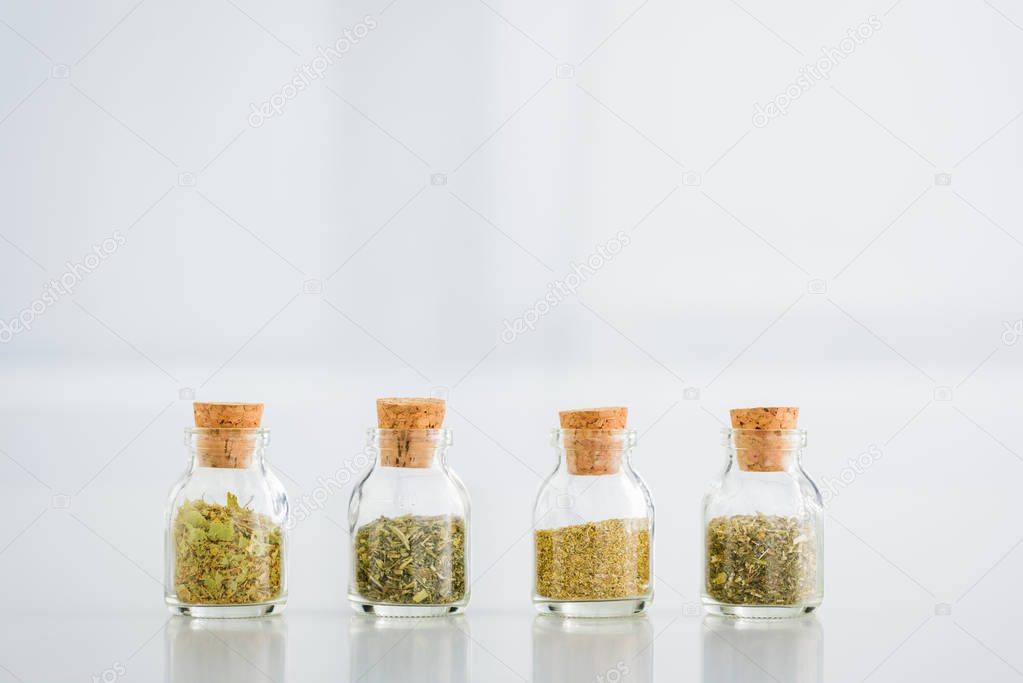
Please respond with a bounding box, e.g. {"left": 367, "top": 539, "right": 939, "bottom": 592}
{"left": 705, "top": 514, "right": 817, "bottom": 605}
{"left": 355, "top": 514, "right": 466, "bottom": 604}
{"left": 535, "top": 518, "right": 650, "bottom": 601}
{"left": 173, "top": 492, "right": 282, "bottom": 604}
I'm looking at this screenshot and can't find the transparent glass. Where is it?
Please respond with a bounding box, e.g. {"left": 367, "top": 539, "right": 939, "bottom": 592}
{"left": 348, "top": 428, "right": 471, "bottom": 616}
{"left": 532, "top": 429, "right": 654, "bottom": 617}
{"left": 701, "top": 429, "right": 823, "bottom": 618}
{"left": 349, "top": 614, "right": 469, "bottom": 682}
{"left": 164, "top": 428, "right": 289, "bottom": 617}
{"left": 165, "top": 616, "right": 287, "bottom": 682}
{"left": 702, "top": 614, "right": 823, "bottom": 682}
{"left": 533, "top": 615, "right": 654, "bottom": 683}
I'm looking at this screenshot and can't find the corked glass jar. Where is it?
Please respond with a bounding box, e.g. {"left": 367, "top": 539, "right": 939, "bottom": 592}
{"left": 164, "top": 402, "right": 289, "bottom": 617}
{"left": 532, "top": 407, "right": 654, "bottom": 617}
{"left": 348, "top": 398, "right": 471, "bottom": 616}
{"left": 702, "top": 407, "right": 824, "bottom": 618}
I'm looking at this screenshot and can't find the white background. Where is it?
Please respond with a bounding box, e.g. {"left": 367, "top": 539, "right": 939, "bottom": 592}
{"left": 1, "top": 0, "right": 1022, "bottom": 681}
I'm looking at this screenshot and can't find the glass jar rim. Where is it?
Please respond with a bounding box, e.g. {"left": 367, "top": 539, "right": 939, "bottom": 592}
{"left": 366, "top": 427, "right": 453, "bottom": 446}
{"left": 184, "top": 426, "right": 269, "bottom": 436}
{"left": 721, "top": 427, "right": 807, "bottom": 447}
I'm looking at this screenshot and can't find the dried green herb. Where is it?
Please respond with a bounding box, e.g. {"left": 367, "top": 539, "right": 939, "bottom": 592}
{"left": 173, "top": 492, "right": 282, "bottom": 605}
{"left": 355, "top": 515, "right": 466, "bottom": 604}
{"left": 705, "top": 514, "right": 817, "bottom": 606}
{"left": 535, "top": 518, "right": 650, "bottom": 601}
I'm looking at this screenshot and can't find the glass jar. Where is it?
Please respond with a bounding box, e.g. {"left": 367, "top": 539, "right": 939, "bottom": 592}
{"left": 533, "top": 408, "right": 654, "bottom": 617}
{"left": 533, "top": 616, "right": 654, "bottom": 683}
{"left": 348, "top": 424, "right": 471, "bottom": 616}
{"left": 165, "top": 616, "right": 287, "bottom": 682}
{"left": 164, "top": 403, "right": 289, "bottom": 617}
{"left": 350, "top": 614, "right": 470, "bottom": 683}
{"left": 701, "top": 408, "right": 823, "bottom": 618}
{"left": 702, "top": 615, "right": 822, "bottom": 683}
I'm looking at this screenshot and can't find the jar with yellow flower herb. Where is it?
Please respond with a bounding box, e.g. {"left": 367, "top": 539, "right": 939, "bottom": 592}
{"left": 164, "top": 402, "right": 289, "bottom": 618}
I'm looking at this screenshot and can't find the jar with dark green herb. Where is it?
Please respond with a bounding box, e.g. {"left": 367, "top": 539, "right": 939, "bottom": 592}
{"left": 348, "top": 398, "right": 470, "bottom": 616}
{"left": 702, "top": 407, "right": 823, "bottom": 618}
{"left": 533, "top": 407, "right": 654, "bottom": 617}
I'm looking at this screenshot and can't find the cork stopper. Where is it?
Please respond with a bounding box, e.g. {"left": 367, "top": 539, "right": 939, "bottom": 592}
{"left": 376, "top": 398, "right": 446, "bottom": 468}
{"left": 192, "top": 402, "right": 263, "bottom": 468}
{"left": 559, "top": 407, "right": 628, "bottom": 475}
{"left": 729, "top": 406, "right": 799, "bottom": 472}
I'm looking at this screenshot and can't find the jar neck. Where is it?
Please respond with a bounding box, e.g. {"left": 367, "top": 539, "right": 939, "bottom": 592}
{"left": 370, "top": 428, "right": 451, "bottom": 469}
{"left": 185, "top": 428, "right": 268, "bottom": 469}
{"left": 726, "top": 428, "right": 806, "bottom": 473}
{"left": 553, "top": 428, "right": 636, "bottom": 476}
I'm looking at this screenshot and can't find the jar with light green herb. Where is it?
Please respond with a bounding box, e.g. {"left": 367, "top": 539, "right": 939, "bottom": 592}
{"left": 164, "top": 402, "right": 289, "bottom": 618}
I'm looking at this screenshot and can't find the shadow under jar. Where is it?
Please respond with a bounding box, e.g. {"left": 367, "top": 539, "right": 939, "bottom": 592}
{"left": 164, "top": 402, "right": 289, "bottom": 618}
{"left": 348, "top": 398, "right": 470, "bottom": 616}
{"left": 702, "top": 407, "right": 823, "bottom": 618}
{"left": 533, "top": 407, "right": 654, "bottom": 617}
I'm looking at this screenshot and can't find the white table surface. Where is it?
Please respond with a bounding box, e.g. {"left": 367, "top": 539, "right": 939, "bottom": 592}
{"left": 1, "top": 599, "right": 1015, "bottom": 683}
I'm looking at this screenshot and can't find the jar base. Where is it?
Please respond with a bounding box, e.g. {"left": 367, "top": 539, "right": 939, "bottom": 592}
{"left": 702, "top": 599, "right": 817, "bottom": 619}
{"left": 533, "top": 597, "right": 650, "bottom": 618}
{"left": 349, "top": 600, "right": 465, "bottom": 617}
{"left": 166, "top": 600, "right": 286, "bottom": 619}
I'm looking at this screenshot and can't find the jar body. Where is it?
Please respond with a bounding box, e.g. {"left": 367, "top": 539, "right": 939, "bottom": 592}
{"left": 532, "top": 429, "right": 654, "bottom": 617}
{"left": 164, "top": 428, "right": 289, "bottom": 618}
{"left": 348, "top": 429, "right": 471, "bottom": 616}
{"left": 701, "top": 429, "right": 823, "bottom": 618}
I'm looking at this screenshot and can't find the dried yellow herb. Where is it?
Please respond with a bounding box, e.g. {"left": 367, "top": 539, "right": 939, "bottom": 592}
{"left": 173, "top": 492, "right": 282, "bottom": 605}
{"left": 354, "top": 515, "right": 466, "bottom": 604}
{"left": 705, "top": 514, "right": 817, "bottom": 605}
{"left": 535, "top": 518, "right": 650, "bottom": 601}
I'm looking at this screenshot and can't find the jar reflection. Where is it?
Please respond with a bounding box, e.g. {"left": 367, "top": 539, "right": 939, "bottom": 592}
{"left": 349, "top": 614, "right": 469, "bottom": 683}
{"left": 532, "top": 615, "right": 653, "bottom": 683}
{"left": 702, "top": 615, "right": 822, "bottom": 683}
{"left": 164, "top": 616, "right": 286, "bottom": 683}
